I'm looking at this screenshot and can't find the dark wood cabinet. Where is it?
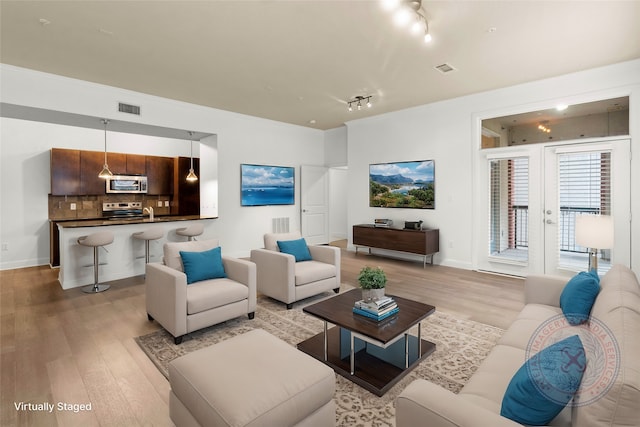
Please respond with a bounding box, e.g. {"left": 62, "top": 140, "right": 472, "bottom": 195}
{"left": 80, "top": 150, "right": 111, "bottom": 195}
{"left": 172, "top": 157, "right": 200, "bottom": 215}
{"left": 50, "top": 148, "right": 80, "bottom": 195}
{"left": 146, "top": 156, "right": 174, "bottom": 195}
{"left": 125, "top": 154, "right": 146, "bottom": 175}
{"left": 353, "top": 224, "right": 439, "bottom": 267}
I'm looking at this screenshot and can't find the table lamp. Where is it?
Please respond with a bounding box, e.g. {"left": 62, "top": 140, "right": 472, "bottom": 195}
{"left": 575, "top": 215, "right": 614, "bottom": 272}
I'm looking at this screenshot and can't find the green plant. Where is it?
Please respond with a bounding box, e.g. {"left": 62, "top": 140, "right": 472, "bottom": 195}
{"left": 357, "top": 266, "right": 387, "bottom": 290}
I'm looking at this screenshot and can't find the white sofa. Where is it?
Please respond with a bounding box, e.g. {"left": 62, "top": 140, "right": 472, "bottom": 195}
{"left": 250, "top": 231, "right": 340, "bottom": 309}
{"left": 396, "top": 264, "right": 640, "bottom": 427}
{"left": 146, "top": 239, "right": 256, "bottom": 344}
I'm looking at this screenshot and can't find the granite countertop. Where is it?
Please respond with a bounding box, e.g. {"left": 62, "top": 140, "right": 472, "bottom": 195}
{"left": 53, "top": 215, "right": 217, "bottom": 228}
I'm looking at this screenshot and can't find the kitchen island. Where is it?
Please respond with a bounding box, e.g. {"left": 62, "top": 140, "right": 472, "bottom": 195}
{"left": 56, "top": 216, "right": 217, "bottom": 290}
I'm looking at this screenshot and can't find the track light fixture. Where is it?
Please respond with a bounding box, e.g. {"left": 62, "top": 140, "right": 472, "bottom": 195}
{"left": 347, "top": 96, "right": 373, "bottom": 112}
{"left": 382, "top": 0, "right": 432, "bottom": 44}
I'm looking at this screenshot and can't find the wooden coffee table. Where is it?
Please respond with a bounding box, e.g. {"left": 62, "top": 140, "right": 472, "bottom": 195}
{"left": 297, "top": 288, "right": 436, "bottom": 396}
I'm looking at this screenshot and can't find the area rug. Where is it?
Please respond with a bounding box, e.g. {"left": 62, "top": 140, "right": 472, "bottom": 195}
{"left": 135, "top": 291, "right": 504, "bottom": 426}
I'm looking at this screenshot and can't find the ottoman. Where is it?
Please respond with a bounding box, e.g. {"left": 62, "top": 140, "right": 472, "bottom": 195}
{"left": 168, "top": 328, "right": 336, "bottom": 427}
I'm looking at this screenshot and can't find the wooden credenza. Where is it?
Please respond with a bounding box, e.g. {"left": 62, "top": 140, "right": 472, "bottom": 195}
{"left": 353, "top": 224, "right": 439, "bottom": 267}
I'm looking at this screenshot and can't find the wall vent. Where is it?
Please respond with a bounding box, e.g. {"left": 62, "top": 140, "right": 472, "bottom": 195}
{"left": 434, "top": 63, "right": 457, "bottom": 74}
{"left": 272, "top": 217, "right": 290, "bottom": 233}
{"left": 118, "top": 102, "right": 141, "bottom": 115}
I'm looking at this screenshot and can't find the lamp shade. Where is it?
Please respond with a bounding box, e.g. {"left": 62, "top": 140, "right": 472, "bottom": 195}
{"left": 575, "top": 215, "right": 614, "bottom": 249}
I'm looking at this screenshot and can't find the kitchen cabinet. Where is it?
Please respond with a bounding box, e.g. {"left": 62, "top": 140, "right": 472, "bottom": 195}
{"left": 172, "top": 157, "right": 200, "bottom": 215}
{"left": 146, "top": 156, "right": 174, "bottom": 195}
{"left": 50, "top": 148, "right": 80, "bottom": 195}
{"left": 125, "top": 154, "right": 146, "bottom": 175}
{"left": 79, "top": 150, "right": 116, "bottom": 195}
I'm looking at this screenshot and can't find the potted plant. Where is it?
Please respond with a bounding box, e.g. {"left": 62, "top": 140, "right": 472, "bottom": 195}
{"left": 357, "top": 266, "right": 387, "bottom": 302}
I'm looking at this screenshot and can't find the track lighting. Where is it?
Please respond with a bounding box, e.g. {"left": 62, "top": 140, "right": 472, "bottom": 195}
{"left": 347, "top": 96, "right": 373, "bottom": 112}
{"left": 382, "top": 0, "right": 432, "bottom": 44}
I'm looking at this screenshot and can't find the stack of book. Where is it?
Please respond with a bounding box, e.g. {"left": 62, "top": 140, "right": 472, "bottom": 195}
{"left": 352, "top": 296, "right": 399, "bottom": 321}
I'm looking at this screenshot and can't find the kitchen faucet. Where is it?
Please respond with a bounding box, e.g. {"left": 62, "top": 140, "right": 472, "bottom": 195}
{"left": 143, "top": 207, "right": 154, "bottom": 221}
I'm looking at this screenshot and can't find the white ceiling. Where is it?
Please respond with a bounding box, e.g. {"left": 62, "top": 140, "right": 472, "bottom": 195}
{"left": 1, "top": 1, "right": 639, "bottom": 130}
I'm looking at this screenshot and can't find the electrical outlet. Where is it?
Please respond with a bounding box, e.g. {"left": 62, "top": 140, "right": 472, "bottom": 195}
{"left": 157, "top": 200, "right": 162, "bottom": 207}
{"left": 1, "top": 243, "right": 8, "bottom": 251}
{"left": 70, "top": 203, "right": 77, "bottom": 210}
{"left": 164, "top": 200, "right": 169, "bottom": 207}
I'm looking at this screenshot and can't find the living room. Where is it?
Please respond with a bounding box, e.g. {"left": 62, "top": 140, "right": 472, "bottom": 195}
{"left": 1, "top": 1, "right": 640, "bottom": 426}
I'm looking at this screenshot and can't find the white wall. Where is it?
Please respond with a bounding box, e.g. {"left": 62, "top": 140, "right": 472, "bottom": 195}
{"left": 0, "top": 65, "right": 325, "bottom": 269}
{"left": 347, "top": 59, "right": 640, "bottom": 273}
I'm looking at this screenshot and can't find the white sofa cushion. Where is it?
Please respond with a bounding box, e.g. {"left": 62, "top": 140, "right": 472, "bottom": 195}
{"left": 186, "top": 279, "right": 249, "bottom": 315}
{"left": 163, "top": 239, "right": 220, "bottom": 271}
{"left": 294, "top": 260, "right": 336, "bottom": 286}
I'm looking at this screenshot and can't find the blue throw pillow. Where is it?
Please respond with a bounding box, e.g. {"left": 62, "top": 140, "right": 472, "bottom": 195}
{"left": 277, "top": 238, "right": 312, "bottom": 262}
{"left": 179, "top": 246, "right": 226, "bottom": 284}
{"left": 560, "top": 270, "right": 600, "bottom": 325}
{"left": 501, "top": 335, "right": 586, "bottom": 425}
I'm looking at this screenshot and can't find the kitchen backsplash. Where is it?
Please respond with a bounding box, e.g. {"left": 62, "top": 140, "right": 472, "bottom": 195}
{"left": 49, "top": 194, "right": 172, "bottom": 220}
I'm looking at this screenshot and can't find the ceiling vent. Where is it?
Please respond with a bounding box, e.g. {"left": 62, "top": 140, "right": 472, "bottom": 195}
{"left": 434, "top": 63, "right": 457, "bottom": 74}
{"left": 118, "top": 102, "right": 141, "bottom": 115}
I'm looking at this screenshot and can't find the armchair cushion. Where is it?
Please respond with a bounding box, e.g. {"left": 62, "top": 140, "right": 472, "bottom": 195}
{"left": 187, "top": 279, "right": 249, "bottom": 315}
{"left": 164, "top": 239, "right": 220, "bottom": 271}
{"left": 277, "top": 238, "right": 312, "bottom": 262}
{"left": 179, "top": 246, "right": 226, "bottom": 284}
{"left": 295, "top": 261, "right": 337, "bottom": 286}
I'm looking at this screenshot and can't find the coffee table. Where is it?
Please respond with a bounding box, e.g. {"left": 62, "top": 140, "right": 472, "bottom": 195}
{"left": 297, "top": 288, "right": 436, "bottom": 396}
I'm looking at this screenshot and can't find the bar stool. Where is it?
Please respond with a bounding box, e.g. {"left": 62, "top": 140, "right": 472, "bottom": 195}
{"left": 132, "top": 227, "right": 164, "bottom": 264}
{"left": 176, "top": 223, "right": 204, "bottom": 241}
{"left": 77, "top": 231, "right": 114, "bottom": 293}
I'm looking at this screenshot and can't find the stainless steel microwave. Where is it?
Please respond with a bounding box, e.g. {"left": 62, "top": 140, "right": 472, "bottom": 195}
{"left": 106, "top": 175, "right": 148, "bottom": 194}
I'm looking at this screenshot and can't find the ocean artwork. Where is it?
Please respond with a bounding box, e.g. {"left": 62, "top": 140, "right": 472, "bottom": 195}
{"left": 241, "top": 164, "right": 295, "bottom": 206}
{"left": 369, "top": 160, "right": 435, "bottom": 209}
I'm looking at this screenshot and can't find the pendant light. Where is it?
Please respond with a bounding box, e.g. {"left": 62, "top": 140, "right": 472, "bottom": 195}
{"left": 186, "top": 131, "right": 198, "bottom": 182}
{"left": 98, "top": 119, "right": 113, "bottom": 179}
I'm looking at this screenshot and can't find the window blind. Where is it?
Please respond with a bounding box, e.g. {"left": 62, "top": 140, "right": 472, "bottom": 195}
{"left": 557, "top": 150, "right": 611, "bottom": 267}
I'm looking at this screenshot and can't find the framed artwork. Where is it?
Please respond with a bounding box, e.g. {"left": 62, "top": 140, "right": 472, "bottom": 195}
{"left": 369, "top": 160, "right": 435, "bottom": 209}
{"left": 241, "top": 164, "right": 295, "bottom": 206}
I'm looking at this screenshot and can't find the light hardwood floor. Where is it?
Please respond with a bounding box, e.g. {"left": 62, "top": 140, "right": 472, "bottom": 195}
{"left": 0, "top": 249, "right": 524, "bottom": 426}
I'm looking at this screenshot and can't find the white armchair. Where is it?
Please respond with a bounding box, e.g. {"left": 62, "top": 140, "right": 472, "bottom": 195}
{"left": 146, "top": 239, "right": 256, "bottom": 344}
{"left": 250, "top": 231, "right": 340, "bottom": 309}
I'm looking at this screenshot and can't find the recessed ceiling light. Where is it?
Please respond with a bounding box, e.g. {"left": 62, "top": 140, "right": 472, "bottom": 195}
{"left": 556, "top": 104, "right": 568, "bottom": 111}
{"left": 487, "top": 27, "right": 497, "bottom": 33}
{"left": 38, "top": 18, "right": 51, "bottom": 26}
{"left": 99, "top": 28, "right": 114, "bottom": 36}
{"left": 309, "top": 119, "right": 316, "bottom": 125}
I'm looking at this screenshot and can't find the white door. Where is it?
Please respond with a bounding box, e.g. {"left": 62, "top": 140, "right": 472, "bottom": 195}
{"left": 476, "top": 139, "right": 630, "bottom": 277}
{"left": 543, "top": 140, "right": 631, "bottom": 277}
{"left": 300, "top": 165, "right": 330, "bottom": 245}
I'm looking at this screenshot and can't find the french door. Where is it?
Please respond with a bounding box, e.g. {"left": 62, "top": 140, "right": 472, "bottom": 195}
{"left": 477, "top": 139, "right": 630, "bottom": 277}
{"left": 543, "top": 140, "right": 630, "bottom": 277}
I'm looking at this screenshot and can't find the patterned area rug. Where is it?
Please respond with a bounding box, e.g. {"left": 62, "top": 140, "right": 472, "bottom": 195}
{"left": 135, "top": 290, "right": 504, "bottom": 426}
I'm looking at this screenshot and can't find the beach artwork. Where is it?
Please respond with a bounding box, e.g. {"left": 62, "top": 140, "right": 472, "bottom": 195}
{"left": 241, "top": 164, "right": 295, "bottom": 206}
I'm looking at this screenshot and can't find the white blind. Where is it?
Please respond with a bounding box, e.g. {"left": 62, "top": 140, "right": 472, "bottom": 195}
{"left": 557, "top": 150, "right": 611, "bottom": 267}
{"left": 488, "top": 157, "right": 529, "bottom": 262}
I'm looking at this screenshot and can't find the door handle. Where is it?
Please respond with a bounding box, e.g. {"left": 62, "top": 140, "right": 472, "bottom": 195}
{"left": 546, "top": 219, "right": 556, "bottom": 224}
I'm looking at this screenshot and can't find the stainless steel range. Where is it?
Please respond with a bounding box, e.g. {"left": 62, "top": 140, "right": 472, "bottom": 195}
{"left": 102, "top": 202, "right": 143, "bottom": 220}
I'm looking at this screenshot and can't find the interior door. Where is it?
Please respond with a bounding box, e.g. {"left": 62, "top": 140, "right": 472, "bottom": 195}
{"left": 543, "top": 140, "right": 631, "bottom": 277}
{"left": 300, "top": 165, "right": 329, "bottom": 245}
